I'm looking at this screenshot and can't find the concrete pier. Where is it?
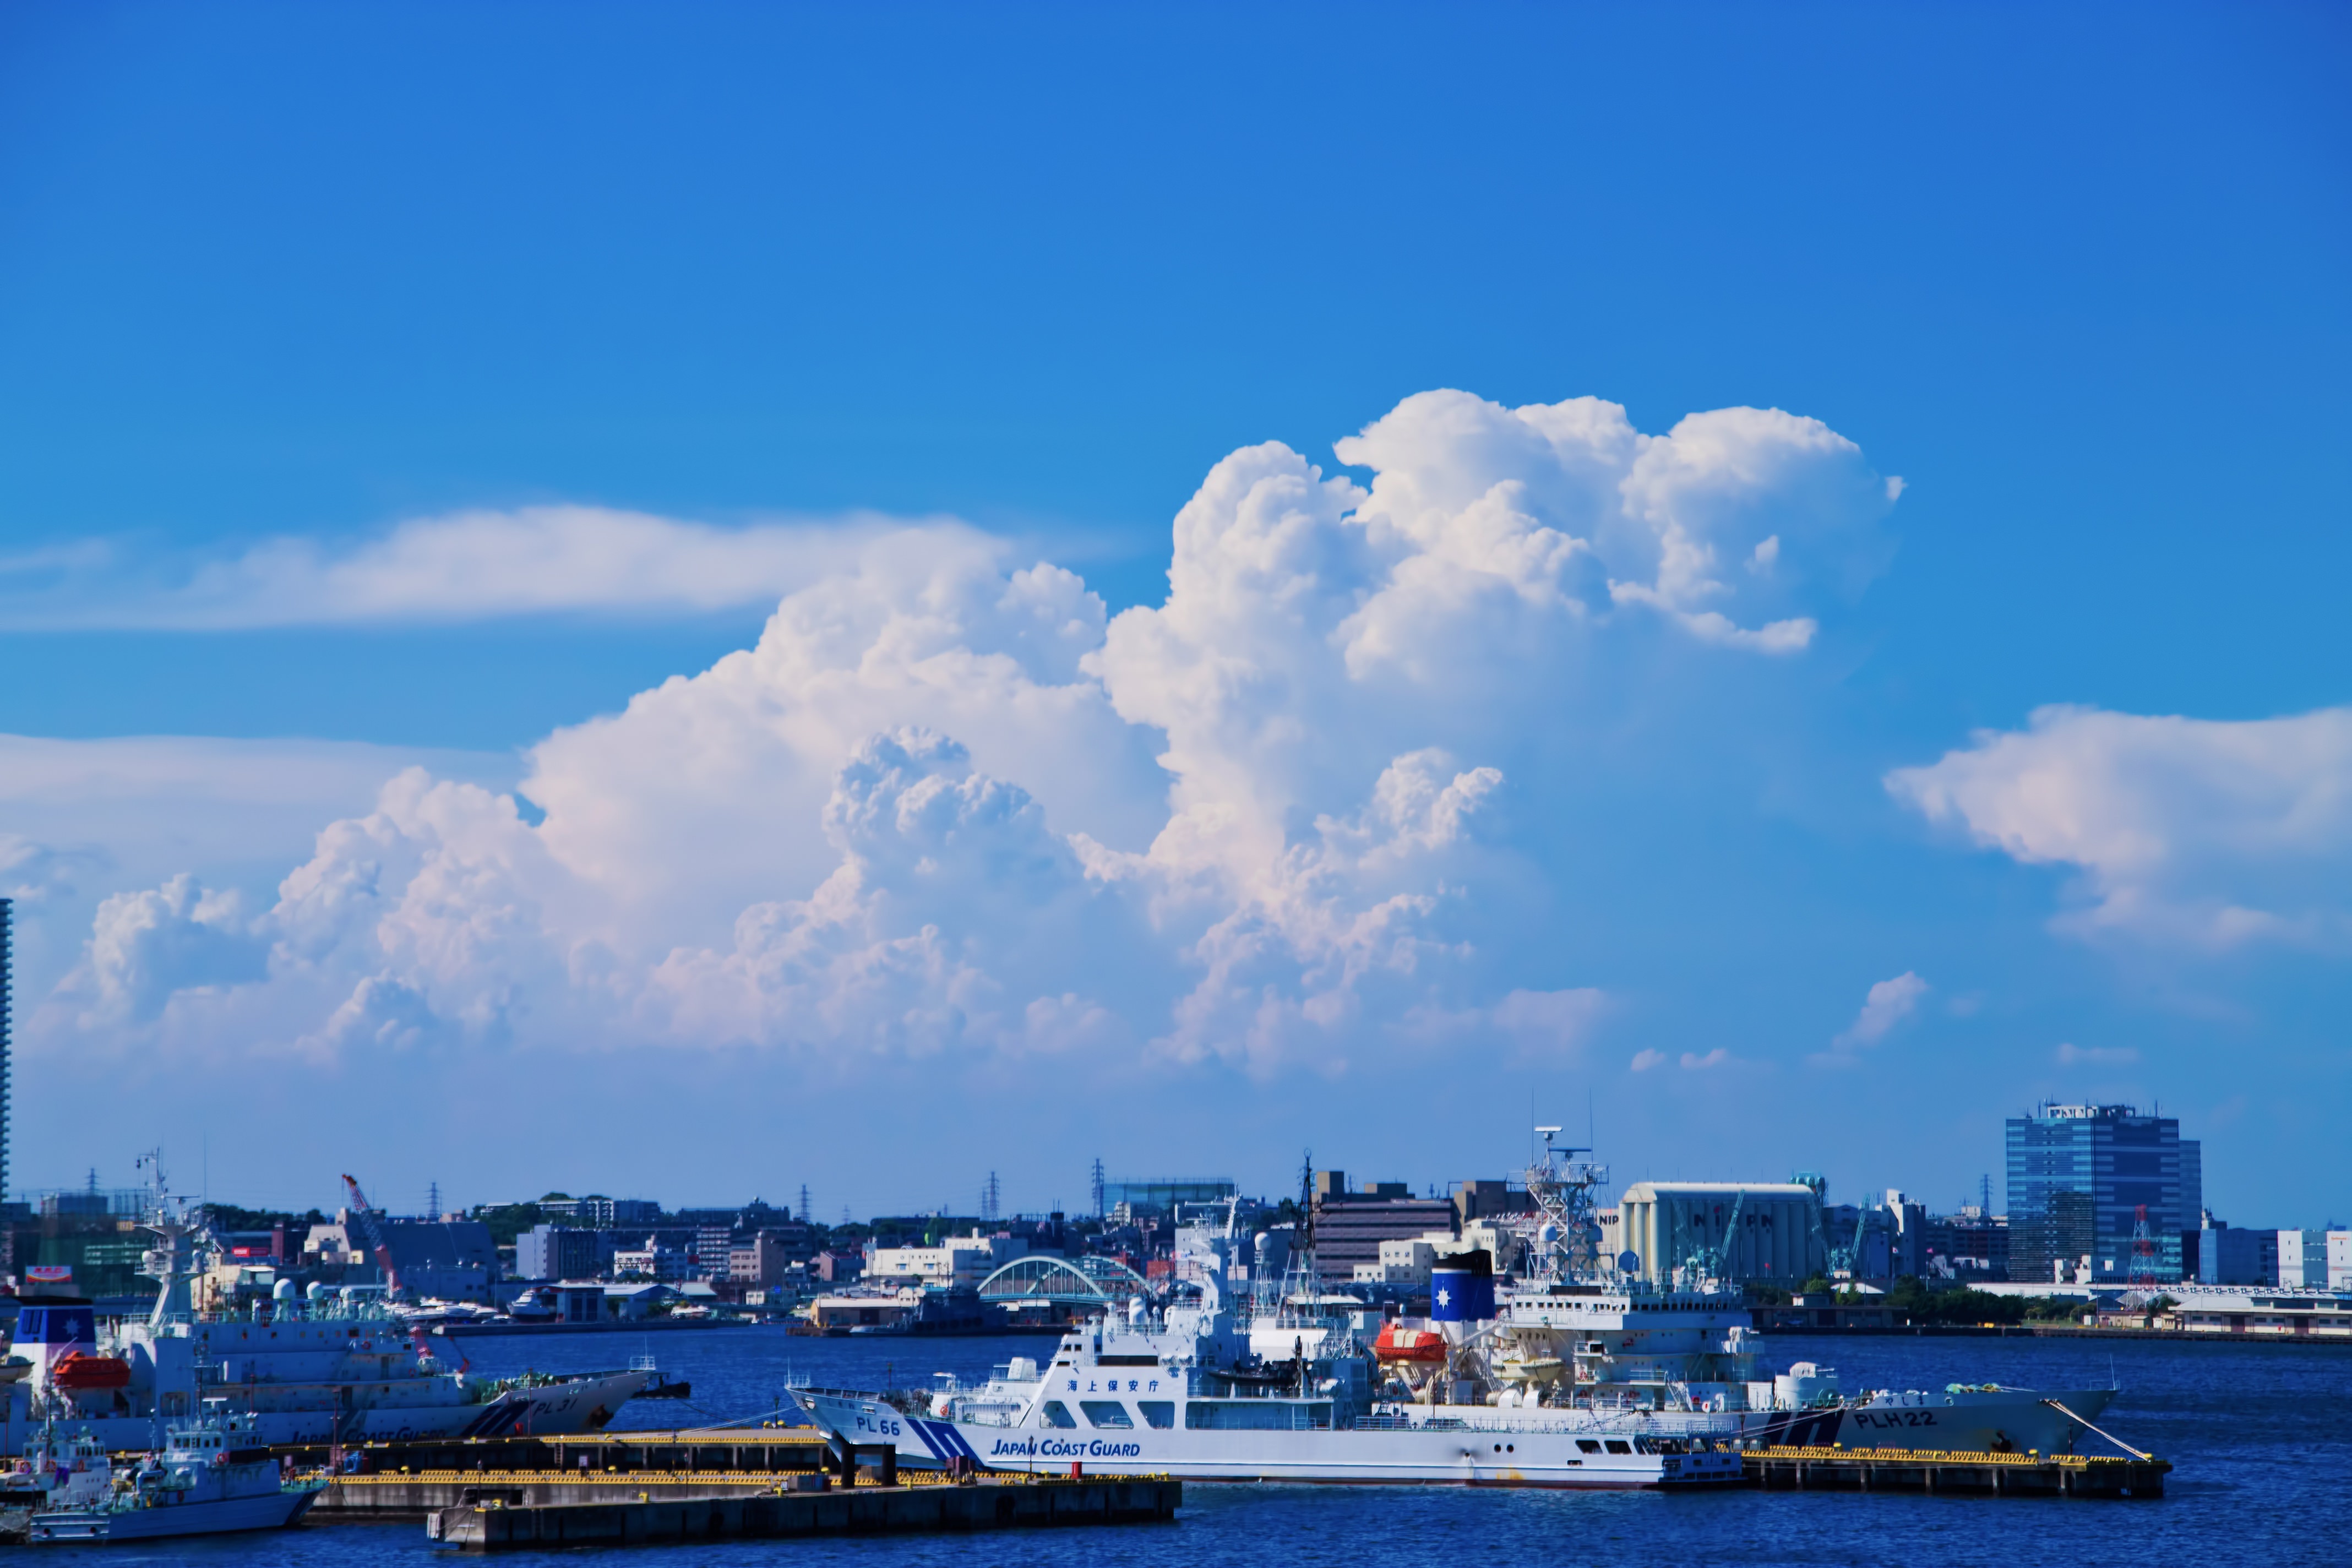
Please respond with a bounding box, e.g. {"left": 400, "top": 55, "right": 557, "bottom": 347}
{"left": 277, "top": 1427, "right": 830, "bottom": 1478}
{"left": 319, "top": 1471, "right": 810, "bottom": 1517}
{"left": 423, "top": 1474, "right": 1181, "bottom": 1550}
{"left": 1743, "top": 1445, "right": 2169, "bottom": 1498}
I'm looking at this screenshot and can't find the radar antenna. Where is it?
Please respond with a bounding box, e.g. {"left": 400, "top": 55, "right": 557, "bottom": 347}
{"left": 1512, "top": 1125, "right": 1607, "bottom": 1283}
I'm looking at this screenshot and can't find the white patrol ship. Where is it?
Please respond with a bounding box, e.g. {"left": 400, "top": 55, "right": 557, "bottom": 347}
{"left": 2, "top": 1217, "right": 645, "bottom": 1455}
{"left": 28, "top": 1408, "right": 323, "bottom": 1543}
{"left": 796, "top": 1135, "right": 2132, "bottom": 1476}
{"left": 791, "top": 1286, "right": 1739, "bottom": 1488}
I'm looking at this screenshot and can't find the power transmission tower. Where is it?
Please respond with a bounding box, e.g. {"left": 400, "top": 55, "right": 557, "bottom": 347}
{"left": 2127, "top": 1204, "right": 2161, "bottom": 1301}
{"left": 427, "top": 1180, "right": 441, "bottom": 1222}
{"left": 982, "top": 1171, "right": 1001, "bottom": 1223}
{"left": 1089, "top": 1158, "right": 1106, "bottom": 1218}
{"left": 799, "top": 1184, "right": 811, "bottom": 1225}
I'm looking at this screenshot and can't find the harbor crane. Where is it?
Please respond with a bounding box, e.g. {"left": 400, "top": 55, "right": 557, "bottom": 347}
{"left": 1796, "top": 1175, "right": 1877, "bottom": 1283}
{"left": 341, "top": 1174, "right": 405, "bottom": 1299}
{"left": 1681, "top": 1187, "right": 1749, "bottom": 1288}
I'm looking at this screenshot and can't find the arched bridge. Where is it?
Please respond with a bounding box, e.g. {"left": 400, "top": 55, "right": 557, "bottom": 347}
{"left": 976, "top": 1254, "right": 1155, "bottom": 1308}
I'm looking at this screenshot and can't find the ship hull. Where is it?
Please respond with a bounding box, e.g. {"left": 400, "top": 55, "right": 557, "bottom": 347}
{"left": 1728, "top": 1387, "right": 2116, "bottom": 1455}
{"left": 792, "top": 1390, "right": 1739, "bottom": 1489}
{"left": 1, "top": 1370, "right": 645, "bottom": 1456}
{"left": 29, "top": 1485, "right": 319, "bottom": 1543}
{"left": 1373, "top": 1386, "right": 2115, "bottom": 1456}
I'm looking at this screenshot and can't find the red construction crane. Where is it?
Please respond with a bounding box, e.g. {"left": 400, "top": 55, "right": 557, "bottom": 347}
{"left": 342, "top": 1174, "right": 404, "bottom": 1299}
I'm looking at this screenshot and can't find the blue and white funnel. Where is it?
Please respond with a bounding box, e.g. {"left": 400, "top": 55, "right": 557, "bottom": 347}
{"left": 1429, "top": 1248, "right": 1495, "bottom": 1324}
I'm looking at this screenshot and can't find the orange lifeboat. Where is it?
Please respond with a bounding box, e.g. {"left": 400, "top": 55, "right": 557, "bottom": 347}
{"left": 48, "top": 1353, "right": 131, "bottom": 1391}
{"left": 1372, "top": 1323, "right": 1449, "bottom": 1364}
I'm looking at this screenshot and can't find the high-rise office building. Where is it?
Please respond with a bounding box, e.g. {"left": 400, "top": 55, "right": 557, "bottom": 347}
{"left": 2006, "top": 1102, "right": 2200, "bottom": 1283}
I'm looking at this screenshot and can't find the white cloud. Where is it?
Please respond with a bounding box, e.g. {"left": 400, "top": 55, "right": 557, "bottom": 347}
{"left": 0, "top": 507, "right": 968, "bottom": 628}
{"left": 28, "top": 388, "right": 1897, "bottom": 1077}
{"left": 1630, "top": 1046, "right": 1735, "bottom": 1071}
{"left": 0, "top": 734, "right": 508, "bottom": 818}
{"left": 2056, "top": 1042, "right": 2141, "bottom": 1065}
{"left": 2, "top": 734, "right": 514, "bottom": 1049}
{"left": 77, "top": 874, "right": 268, "bottom": 1022}
{"left": 0, "top": 836, "right": 96, "bottom": 905}
{"left": 1489, "top": 988, "right": 1610, "bottom": 1058}
{"left": 1888, "top": 705, "right": 2352, "bottom": 948}
{"left": 1839, "top": 971, "right": 1930, "bottom": 1048}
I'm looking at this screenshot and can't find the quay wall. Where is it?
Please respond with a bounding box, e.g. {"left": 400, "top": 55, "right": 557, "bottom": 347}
{"left": 426, "top": 1476, "right": 1182, "bottom": 1550}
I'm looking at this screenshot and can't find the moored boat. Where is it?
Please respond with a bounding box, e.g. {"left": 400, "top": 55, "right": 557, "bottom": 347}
{"left": 1, "top": 1208, "right": 648, "bottom": 1456}
{"left": 28, "top": 1409, "right": 322, "bottom": 1544}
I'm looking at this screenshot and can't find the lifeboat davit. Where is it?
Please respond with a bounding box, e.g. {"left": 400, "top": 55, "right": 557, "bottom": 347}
{"left": 48, "top": 1353, "right": 131, "bottom": 1391}
{"left": 1372, "top": 1323, "right": 1449, "bottom": 1364}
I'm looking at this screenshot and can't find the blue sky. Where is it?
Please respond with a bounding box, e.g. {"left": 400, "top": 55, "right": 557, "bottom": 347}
{"left": 2, "top": 4, "right": 2346, "bottom": 1225}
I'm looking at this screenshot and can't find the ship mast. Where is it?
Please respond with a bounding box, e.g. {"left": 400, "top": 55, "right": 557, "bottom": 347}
{"left": 1514, "top": 1126, "right": 1608, "bottom": 1284}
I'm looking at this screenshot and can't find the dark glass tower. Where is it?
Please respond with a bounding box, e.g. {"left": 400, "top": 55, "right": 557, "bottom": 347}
{"left": 2006, "top": 1102, "right": 2199, "bottom": 1283}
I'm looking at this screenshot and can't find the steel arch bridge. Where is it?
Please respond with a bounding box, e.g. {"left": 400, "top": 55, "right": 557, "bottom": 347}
{"left": 976, "top": 1254, "right": 1154, "bottom": 1307}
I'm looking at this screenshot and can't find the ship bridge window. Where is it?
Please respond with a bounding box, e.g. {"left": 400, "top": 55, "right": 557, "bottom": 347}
{"left": 1603, "top": 1440, "right": 1632, "bottom": 1454}
{"left": 1079, "top": 1401, "right": 1135, "bottom": 1429}
{"left": 1137, "top": 1401, "right": 1175, "bottom": 1429}
{"left": 1184, "top": 1402, "right": 1331, "bottom": 1431}
{"left": 1039, "top": 1401, "right": 1077, "bottom": 1429}
{"left": 1576, "top": 1440, "right": 1602, "bottom": 1454}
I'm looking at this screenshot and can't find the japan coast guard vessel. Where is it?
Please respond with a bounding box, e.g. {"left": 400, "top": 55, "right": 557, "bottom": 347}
{"left": 27, "top": 1409, "right": 323, "bottom": 1544}
{"left": 0, "top": 1218, "right": 646, "bottom": 1456}
{"left": 790, "top": 1191, "right": 1742, "bottom": 1490}
{"left": 794, "top": 1136, "right": 2130, "bottom": 1480}
{"left": 792, "top": 1295, "right": 1736, "bottom": 1488}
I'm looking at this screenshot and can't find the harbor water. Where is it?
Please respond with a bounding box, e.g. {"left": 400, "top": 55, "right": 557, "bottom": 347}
{"left": 110, "top": 1326, "right": 2352, "bottom": 1566}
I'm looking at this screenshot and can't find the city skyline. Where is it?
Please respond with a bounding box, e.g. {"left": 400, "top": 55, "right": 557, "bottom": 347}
{"left": 2, "top": 7, "right": 2346, "bottom": 1221}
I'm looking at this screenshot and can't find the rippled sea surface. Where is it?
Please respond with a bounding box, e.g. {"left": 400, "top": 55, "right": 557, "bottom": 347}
{"left": 124, "top": 1326, "right": 2352, "bottom": 1567}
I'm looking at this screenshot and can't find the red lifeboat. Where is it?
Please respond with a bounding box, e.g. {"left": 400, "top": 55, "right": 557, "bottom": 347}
{"left": 48, "top": 1353, "right": 131, "bottom": 1391}
{"left": 1373, "top": 1323, "right": 1449, "bottom": 1364}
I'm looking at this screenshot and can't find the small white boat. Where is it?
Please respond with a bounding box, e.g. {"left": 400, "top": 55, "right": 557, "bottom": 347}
{"left": 29, "top": 1408, "right": 322, "bottom": 1544}
{"left": 3, "top": 1429, "right": 116, "bottom": 1516}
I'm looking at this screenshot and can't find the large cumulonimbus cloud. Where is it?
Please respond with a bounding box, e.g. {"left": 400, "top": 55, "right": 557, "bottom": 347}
{"left": 37, "top": 389, "right": 1901, "bottom": 1074}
